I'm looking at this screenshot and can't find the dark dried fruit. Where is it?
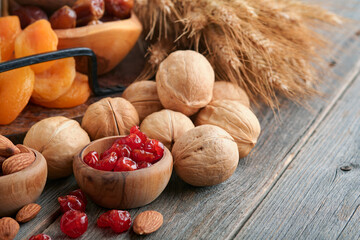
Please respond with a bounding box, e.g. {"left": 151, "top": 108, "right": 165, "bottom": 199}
{"left": 104, "top": 0, "right": 133, "bottom": 19}
{"left": 73, "top": 0, "right": 105, "bottom": 26}
{"left": 50, "top": 6, "right": 77, "bottom": 29}
{"left": 11, "top": 5, "right": 48, "bottom": 29}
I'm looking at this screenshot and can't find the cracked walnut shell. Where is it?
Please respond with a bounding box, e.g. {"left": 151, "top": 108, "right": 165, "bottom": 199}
{"left": 122, "top": 81, "right": 163, "bottom": 122}
{"left": 156, "top": 50, "right": 215, "bottom": 116}
{"left": 172, "top": 125, "right": 239, "bottom": 186}
{"left": 81, "top": 97, "right": 139, "bottom": 140}
{"left": 140, "top": 109, "right": 195, "bottom": 150}
{"left": 195, "top": 100, "right": 261, "bottom": 158}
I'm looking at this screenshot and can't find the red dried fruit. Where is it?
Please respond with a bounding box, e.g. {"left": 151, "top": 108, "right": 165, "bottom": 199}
{"left": 108, "top": 210, "right": 131, "bottom": 233}
{"left": 101, "top": 144, "right": 131, "bottom": 159}
{"left": 83, "top": 151, "right": 99, "bottom": 168}
{"left": 73, "top": 0, "right": 105, "bottom": 26}
{"left": 131, "top": 149, "right": 156, "bottom": 163}
{"left": 11, "top": 5, "right": 48, "bottom": 29}
{"left": 58, "top": 195, "right": 86, "bottom": 213}
{"left": 29, "top": 233, "right": 52, "bottom": 240}
{"left": 137, "top": 161, "right": 152, "bottom": 169}
{"left": 95, "top": 152, "right": 117, "bottom": 171}
{"left": 50, "top": 6, "right": 77, "bottom": 29}
{"left": 143, "top": 139, "right": 164, "bottom": 161}
{"left": 130, "top": 125, "right": 147, "bottom": 143}
{"left": 113, "top": 157, "right": 137, "bottom": 172}
{"left": 97, "top": 211, "right": 110, "bottom": 228}
{"left": 126, "top": 133, "right": 143, "bottom": 150}
{"left": 60, "top": 210, "right": 88, "bottom": 238}
{"left": 104, "top": 0, "right": 133, "bottom": 19}
{"left": 69, "top": 189, "right": 87, "bottom": 205}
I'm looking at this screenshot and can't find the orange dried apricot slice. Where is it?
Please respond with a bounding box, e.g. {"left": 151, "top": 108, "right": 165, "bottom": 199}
{"left": 14, "top": 19, "right": 58, "bottom": 73}
{"left": 0, "top": 16, "right": 21, "bottom": 61}
{"left": 31, "top": 57, "right": 76, "bottom": 102}
{"left": 32, "top": 72, "right": 91, "bottom": 108}
{"left": 0, "top": 67, "right": 35, "bottom": 125}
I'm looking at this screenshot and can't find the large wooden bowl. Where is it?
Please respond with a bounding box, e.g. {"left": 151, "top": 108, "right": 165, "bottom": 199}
{"left": 54, "top": 13, "right": 143, "bottom": 75}
{"left": 73, "top": 136, "right": 173, "bottom": 209}
{"left": 0, "top": 149, "right": 47, "bottom": 217}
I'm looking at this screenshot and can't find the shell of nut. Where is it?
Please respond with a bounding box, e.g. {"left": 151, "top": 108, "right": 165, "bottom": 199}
{"left": 140, "top": 109, "right": 195, "bottom": 150}
{"left": 195, "top": 100, "right": 261, "bottom": 158}
{"left": 16, "top": 203, "right": 41, "bottom": 223}
{"left": 2, "top": 153, "right": 35, "bottom": 175}
{"left": 24, "top": 116, "right": 90, "bottom": 179}
{"left": 172, "top": 125, "right": 239, "bottom": 187}
{"left": 81, "top": 97, "right": 139, "bottom": 140}
{"left": 156, "top": 50, "right": 215, "bottom": 116}
{"left": 212, "top": 81, "right": 250, "bottom": 108}
{"left": 0, "top": 217, "right": 19, "bottom": 240}
{"left": 122, "top": 81, "right": 163, "bottom": 122}
{"left": 0, "top": 135, "right": 20, "bottom": 157}
{"left": 133, "top": 211, "right": 163, "bottom": 235}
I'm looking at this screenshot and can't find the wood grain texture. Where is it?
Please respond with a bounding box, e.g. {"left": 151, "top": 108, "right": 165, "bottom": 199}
{"left": 236, "top": 67, "right": 360, "bottom": 240}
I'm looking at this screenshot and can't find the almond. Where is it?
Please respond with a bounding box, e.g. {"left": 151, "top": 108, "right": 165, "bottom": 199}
{"left": 0, "top": 217, "right": 19, "bottom": 240}
{"left": 15, "top": 144, "right": 33, "bottom": 154}
{"left": 0, "top": 135, "right": 20, "bottom": 157}
{"left": 16, "top": 203, "right": 41, "bottom": 223}
{"left": 133, "top": 211, "right": 163, "bottom": 235}
{"left": 2, "top": 153, "right": 35, "bottom": 175}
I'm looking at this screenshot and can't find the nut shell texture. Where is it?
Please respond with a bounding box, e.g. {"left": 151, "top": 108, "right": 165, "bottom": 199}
{"left": 133, "top": 211, "right": 163, "bottom": 235}
{"left": 0, "top": 217, "right": 19, "bottom": 240}
{"left": 156, "top": 50, "right": 215, "bottom": 116}
{"left": 172, "top": 125, "right": 239, "bottom": 186}
{"left": 122, "top": 81, "right": 163, "bottom": 122}
{"left": 24, "top": 116, "right": 90, "bottom": 179}
{"left": 212, "top": 81, "right": 250, "bottom": 108}
{"left": 81, "top": 97, "right": 139, "bottom": 140}
{"left": 140, "top": 110, "right": 194, "bottom": 150}
{"left": 195, "top": 100, "right": 261, "bottom": 158}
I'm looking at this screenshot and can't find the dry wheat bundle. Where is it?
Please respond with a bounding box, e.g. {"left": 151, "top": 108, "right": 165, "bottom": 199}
{"left": 134, "top": 0, "right": 342, "bottom": 108}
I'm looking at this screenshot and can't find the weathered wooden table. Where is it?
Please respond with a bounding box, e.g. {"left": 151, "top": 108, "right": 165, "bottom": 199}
{"left": 1, "top": 0, "right": 360, "bottom": 239}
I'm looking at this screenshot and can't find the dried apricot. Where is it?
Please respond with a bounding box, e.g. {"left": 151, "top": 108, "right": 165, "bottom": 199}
{"left": 0, "top": 16, "right": 21, "bottom": 61}
{"left": 31, "top": 57, "right": 76, "bottom": 102}
{"left": 32, "top": 72, "right": 91, "bottom": 108}
{"left": 0, "top": 67, "right": 35, "bottom": 125}
{"left": 14, "top": 20, "right": 58, "bottom": 73}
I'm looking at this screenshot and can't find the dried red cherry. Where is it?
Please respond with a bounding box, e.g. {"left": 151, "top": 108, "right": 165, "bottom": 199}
{"left": 101, "top": 144, "right": 131, "bottom": 159}
{"left": 58, "top": 195, "right": 86, "bottom": 213}
{"left": 137, "top": 161, "right": 152, "bottom": 169}
{"left": 104, "top": 0, "right": 133, "bottom": 19}
{"left": 50, "top": 6, "right": 77, "bottom": 29}
{"left": 130, "top": 125, "right": 147, "bottom": 143}
{"left": 97, "top": 211, "right": 110, "bottom": 228}
{"left": 95, "top": 152, "right": 117, "bottom": 171}
{"left": 83, "top": 151, "right": 99, "bottom": 168}
{"left": 29, "top": 234, "right": 52, "bottom": 240}
{"left": 69, "top": 189, "right": 87, "bottom": 205}
{"left": 126, "top": 133, "right": 143, "bottom": 150}
{"left": 99, "top": 210, "right": 131, "bottom": 233}
{"left": 113, "top": 157, "right": 137, "bottom": 172}
{"left": 143, "top": 139, "right": 164, "bottom": 161}
{"left": 60, "top": 210, "right": 88, "bottom": 238}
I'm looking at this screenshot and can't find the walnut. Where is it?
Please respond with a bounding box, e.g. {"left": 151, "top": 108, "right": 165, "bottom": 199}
{"left": 212, "top": 81, "right": 250, "bottom": 108}
{"left": 140, "top": 109, "right": 195, "bottom": 150}
{"left": 156, "top": 50, "right": 215, "bottom": 116}
{"left": 23, "top": 116, "right": 90, "bottom": 179}
{"left": 195, "top": 100, "right": 261, "bottom": 158}
{"left": 172, "top": 125, "right": 239, "bottom": 186}
{"left": 81, "top": 97, "right": 139, "bottom": 140}
{"left": 122, "top": 81, "right": 163, "bottom": 122}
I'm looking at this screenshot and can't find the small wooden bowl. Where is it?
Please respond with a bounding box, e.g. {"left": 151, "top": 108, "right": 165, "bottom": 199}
{"left": 0, "top": 149, "right": 47, "bottom": 217}
{"left": 54, "top": 13, "right": 143, "bottom": 75}
{"left": 73, "top": 136, "right": 173, "bottom": 209}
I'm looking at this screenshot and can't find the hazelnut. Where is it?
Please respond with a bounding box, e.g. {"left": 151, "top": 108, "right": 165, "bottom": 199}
{"left": 140, "top": 110, "right": 195, "bottom": 150}
{"left": 23, "top": 116, "right": 90, "bottom": 179}
{"left": 156, "top": 50, "right": 215, "bottom": 116}
{"left": 81, "top": 97, "right": 139, "bottom": 140}
{"left": 122, "top": 81, "right": 163, "bottom": 122}
{"left": 172, "top": 125, "right": 239, "bottom": 187}
{"left": 195, "top": 100, "right": 261, "bottom": 158}
{"left": 212, "top": 81, "right": 250, "bottom": 108}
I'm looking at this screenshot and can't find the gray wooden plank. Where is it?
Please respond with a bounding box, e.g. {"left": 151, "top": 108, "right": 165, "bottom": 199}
{"left": 17, "top": 0, "right": 360, "bottom": 239}
{"left": 235, "top": 69, "right": 360, "bottom": 239}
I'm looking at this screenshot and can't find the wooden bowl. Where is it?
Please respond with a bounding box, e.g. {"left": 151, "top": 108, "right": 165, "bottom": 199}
{"left": 73, "top": 136, "right": 173, "bottom": 209}
{"left": 54, "top": 13, "right": 143, "bottom": 75}
{"left": 0, "top": 149, "right": 47, "bottom": 217}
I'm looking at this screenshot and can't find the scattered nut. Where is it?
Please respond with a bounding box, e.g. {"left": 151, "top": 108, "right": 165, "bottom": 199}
{"left": 0, "top": 217, "right": 19, "bottom": 240}
{"left": 195, "top": 100, "right": 261, "bottom": 158}
{"left": 172, "top": 125, "right": 239, "bottom": 186}
{"left": 156, "top": 50, "right": 215, "bottom": 116}
{"left": 16, "top": 203, "right": 41, "bottom": 223}
{"left": 140, "top": 109, "right": 194, "bottom": 150}
{"left": 122, "top": 80, "right": 163, "bottom": 122}
{"left": 2, "top": 153, "right": 35, "bottom": 175}
{"left": 212, "top": 81, "right": 250, "bottom": 108}
{"left": 133, "top": 211, "right": 163, "bottom": 235}
{"left": 81, "top": 97, "right": 139, "bottom": 140}
{"left": 0, "top": 135, "right": 20, "bottom": 157}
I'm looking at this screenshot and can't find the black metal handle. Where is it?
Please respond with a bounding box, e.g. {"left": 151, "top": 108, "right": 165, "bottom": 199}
{"left": 0, "top": 47, "right": 126, "bottom": 96}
